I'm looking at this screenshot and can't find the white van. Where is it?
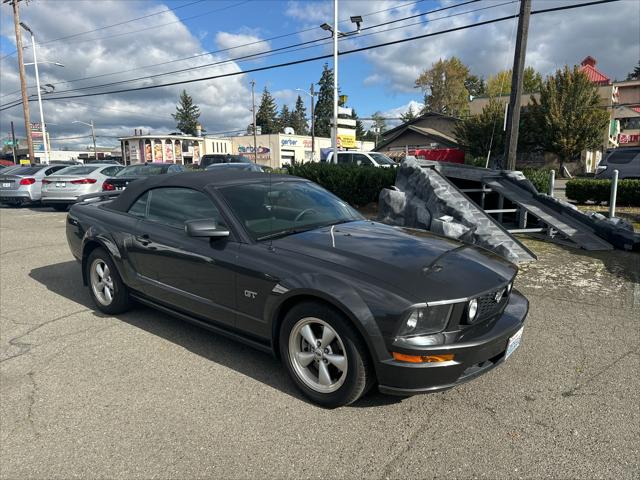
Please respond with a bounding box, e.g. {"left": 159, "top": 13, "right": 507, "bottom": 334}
{"left": 324, "top": 151, "right": 396, "bottom": 168}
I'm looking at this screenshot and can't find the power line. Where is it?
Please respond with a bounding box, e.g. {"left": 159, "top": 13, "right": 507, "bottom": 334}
{"left": 0, "top": 0, "right": 437, "bottom": 97}
{"left": 0, "top": 0, "right": 209, "bottom": 61}
{"left": 0, "top": 0, "right": 492, "bottom": 101}
{"left": 40, "top": 0, "right": 209, "bottom": 45}
{"left": 0, "top": 0, "right": 620, "bottom": 111}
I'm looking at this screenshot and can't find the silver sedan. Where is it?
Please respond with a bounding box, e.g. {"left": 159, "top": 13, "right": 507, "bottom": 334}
{"left": 0, "top": 164, "right": 69, "bottom": 206}
{"left": 41, "top": 164, "right": 123, "bottom": 210}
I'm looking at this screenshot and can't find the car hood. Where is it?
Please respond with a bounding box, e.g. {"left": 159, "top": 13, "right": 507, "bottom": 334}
{"left": 274, "top": 221, "right": 517, "bottom": 302}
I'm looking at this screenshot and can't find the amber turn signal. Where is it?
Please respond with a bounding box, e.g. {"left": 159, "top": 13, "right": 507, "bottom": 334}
{"left": 392, "top": 352, "right": 454, "bottom": 363}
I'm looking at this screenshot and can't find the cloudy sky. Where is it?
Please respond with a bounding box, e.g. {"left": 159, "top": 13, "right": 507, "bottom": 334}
{"left": 0, "top": 0, "right": 638, "bottom": 149}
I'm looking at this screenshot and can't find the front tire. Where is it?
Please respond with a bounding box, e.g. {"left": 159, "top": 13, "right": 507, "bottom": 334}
{"left": 86, "top": 247, "right": 133, "bottom": 314}
{"left": 52, "top": 204, "right": 68, "bottom": 211}
{"left": 279, "top": 301, "right": 374, "bottom": 408}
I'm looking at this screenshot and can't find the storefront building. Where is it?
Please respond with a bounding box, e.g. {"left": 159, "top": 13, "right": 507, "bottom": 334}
{"left": 230, "top": 133, "right": 374, "bottom": 167}
{"left": 119, "top": 134, "right": 231, "bottom": 165}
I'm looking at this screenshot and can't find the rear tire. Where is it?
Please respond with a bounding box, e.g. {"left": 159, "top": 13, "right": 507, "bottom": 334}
{"left": 86, "top": 247, "right": 133, "bottom": 314}
{"left": 279, "top": 301, "right": 374, "bottom": 408}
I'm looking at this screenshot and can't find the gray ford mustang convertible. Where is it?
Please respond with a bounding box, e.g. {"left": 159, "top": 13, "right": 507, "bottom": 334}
{"left": 66, "top": 170, "right": 528, "bottom": 407}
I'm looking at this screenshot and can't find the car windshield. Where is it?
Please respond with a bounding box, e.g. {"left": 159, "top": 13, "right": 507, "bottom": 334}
{"left": 369, "top": 153, "right": 395, "bottom": 165}
{"left": 55, "top": 166, "right": 100, "bottom": 176}
{"left": 1, "top": 165, "right": 24, "bottom": 174}
{"left": 220, "top": 180, "right": 362, "bottom": 240}
{"left": 116, "top": 164, "right": 169, "bottom": 177}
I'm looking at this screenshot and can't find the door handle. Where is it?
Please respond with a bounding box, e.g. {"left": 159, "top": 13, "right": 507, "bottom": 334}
{"left": 135, "top": 234, "right": 151, "bottom": 246}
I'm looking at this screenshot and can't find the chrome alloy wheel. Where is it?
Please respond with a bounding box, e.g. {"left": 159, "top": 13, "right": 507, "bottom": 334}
{"left": 288, "top": 317, "right": 348, "bottom": 393}
{"left": 90, "top": 258, "right": 114, "bottom": 306}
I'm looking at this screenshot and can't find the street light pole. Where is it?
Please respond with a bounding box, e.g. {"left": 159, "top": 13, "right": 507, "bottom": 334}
{"left": 7, "top": 0, "right": 34, "bottom": 163}
{"left": 296, "top": 85, "right": 317, "bottom": 162}
{"left": 21, "top": 23, "right": 49, "bottom": 164}
{"left": 250, "top": 80, "right": 257, "bottom": 164}
{"left": 320, "top": 11, "right": 361, "bottom": 162}
{"left": 90, "top": 120, "right": 97, "bottom": 158}
{"left": 73, "top": 120, "right": 97, "bottom": 159}
{"left": 310, "top": 82, "right": 315, "bottom": 162}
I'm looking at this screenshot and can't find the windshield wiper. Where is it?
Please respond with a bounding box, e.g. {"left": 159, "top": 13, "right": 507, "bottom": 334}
{"left": 256, "top": 219, "right": 357, "bottom": 241}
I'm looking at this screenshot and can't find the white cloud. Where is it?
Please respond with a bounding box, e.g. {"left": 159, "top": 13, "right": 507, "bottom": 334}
{"left": 215, "top": 31, "right": 271, "bottom": 58}
{"left": 272, "top": 88, "right": 300, "bottom": 107}
{"left": 0, "top": 1, "right": 255, "bottom": 148}
{"left": 286, "top": 0, "right": 640, "bottom": 93}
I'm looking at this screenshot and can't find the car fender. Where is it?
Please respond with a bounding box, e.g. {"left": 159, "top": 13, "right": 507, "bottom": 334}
{"left": 266, "top": 272, "right": 389, "bottom": 363}
{"left": 80, "top": 226, "right": 125, "bottom": 286}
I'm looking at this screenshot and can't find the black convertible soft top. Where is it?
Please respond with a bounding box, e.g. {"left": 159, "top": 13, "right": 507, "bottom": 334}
{"left": 105, "top": 170, "right": 300, "bottom": 212}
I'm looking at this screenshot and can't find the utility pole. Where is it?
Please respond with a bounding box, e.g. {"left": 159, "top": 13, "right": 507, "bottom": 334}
{"left": 310, "top": 82, "right": 315, "bottom": 162}
{"left": 250, "top": 80, "right": 257, "bottom": 164}
{"left": 332, "top": 0, "right": 338, "bottom": 163}
{"left": 503, "top": 0, "right": 531, "bottom": 171}
{"left": 10, "top": 121, "right": 18, "bottom": 164}
{"left": 7, "top": 0, "right": 34, "bottom": 163}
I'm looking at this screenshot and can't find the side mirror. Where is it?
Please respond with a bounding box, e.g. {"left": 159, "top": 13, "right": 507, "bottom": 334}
{"left": 185, "top": 219, "right": 229, "bottom": 238}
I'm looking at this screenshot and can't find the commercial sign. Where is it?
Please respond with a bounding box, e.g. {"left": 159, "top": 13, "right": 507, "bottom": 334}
{"left": 337, "top": 127, "right": 356, "bottom": 148}
{"left": 30, "top": 122, "right": 44, "bottom": 153}
{"left": 619, "top": 133, "right": 640, "bottom": 144}
{"left": 238, "top": 144, "right": 271, "bottom": 162}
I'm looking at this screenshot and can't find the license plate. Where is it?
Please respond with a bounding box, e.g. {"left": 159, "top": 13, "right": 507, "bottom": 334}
{"left": 2, "top": 183, "right": 10, "bottom": 188}
{"left": 505, "top": 327, "right": 524, "bottom": 360}
{"left": 56, "top": 182, "right": 66, "bottom": 187}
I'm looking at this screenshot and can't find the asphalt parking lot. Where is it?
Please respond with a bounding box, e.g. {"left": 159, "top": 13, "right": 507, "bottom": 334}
{"left": 1, "top": 206, "right": 638, "bottom": 479}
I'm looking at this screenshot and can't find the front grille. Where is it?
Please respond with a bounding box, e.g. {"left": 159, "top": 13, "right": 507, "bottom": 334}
{"left": 473, "top": 288, "right": 509, "bottom": 323}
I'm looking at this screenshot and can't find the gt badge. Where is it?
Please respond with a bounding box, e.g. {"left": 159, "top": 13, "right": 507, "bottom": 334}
{"left": 244, "top": 290, "right": 257, "bottom": 299}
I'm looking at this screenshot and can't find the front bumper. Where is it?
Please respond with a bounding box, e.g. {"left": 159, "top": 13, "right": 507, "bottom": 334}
{"left": 377, "top": 290, "right": 528, "bottom": 395}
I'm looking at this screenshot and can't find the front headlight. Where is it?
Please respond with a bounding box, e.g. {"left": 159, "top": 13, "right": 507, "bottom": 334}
{"left": 396, "top": 305, "right": 451, "bottom": 337}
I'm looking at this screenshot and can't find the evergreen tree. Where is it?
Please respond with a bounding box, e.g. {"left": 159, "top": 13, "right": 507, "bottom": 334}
{"left": 277, "top": 104, "right": 292, "bottom": 132}
{"left": 291, "top": 95, "right": 309, "bottom": 135}
{"left": 415, "top": 57, "right": 470, "bottom": 117}
{"left": 400, "top": 104, "right": 417, "bottom": 123}
{"left": 314, "top": 64, "right": 334, "bottom": 138}
{"left": 256, "top": 87, "right": 278, "bottom": 134}
{"left": 465, "top": 74, "right": 485, "bottom": 98}
{"left": 172, "top": 90, "right": 201, "bottom": 136}
{"left": 626, "top": 60, "right": 640, "bottom": 80}
{"left": 350, "top": 109, "right": 365, "bottom": 140}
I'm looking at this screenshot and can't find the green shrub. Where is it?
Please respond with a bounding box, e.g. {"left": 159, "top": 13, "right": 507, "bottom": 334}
{"left": 521, "top": 167, "right": 552, "bottom": 194}
{"left": 286, "top": 163, "right": 397, "bottom": 207}
{"left": 566, "top": 178, "right": 640, "bottom": 206}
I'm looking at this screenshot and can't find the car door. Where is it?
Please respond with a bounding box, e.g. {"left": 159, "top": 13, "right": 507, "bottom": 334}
{"left": 351, "top": 153, "right": 373, "bottom": 166}
{"left": 125, "top": 187, "right": 238, "bottom": 327}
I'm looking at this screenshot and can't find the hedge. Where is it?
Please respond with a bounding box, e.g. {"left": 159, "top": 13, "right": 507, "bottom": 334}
{"left": 286, "top": 163, "right": 397, "bottom": 207}
{"left": 566, "top": 178, "right": 640, "bottom": 206}
{"left": 521, "top": 167, "right": 552, "bottom": 194}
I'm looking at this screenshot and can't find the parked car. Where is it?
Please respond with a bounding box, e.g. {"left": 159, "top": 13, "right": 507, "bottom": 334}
{"left": 199, "top": 154, "right": 252, "bottom": 169}
{"left": 0, "top": 164, "right": 68, "bottom": 205}
{"left": 67, "top": 170, "right": 528, "bottom": 407}
{"left": 595, "top": 147, "right": 640, "bottom": 179}
{"left": 325, "top": 150, "right": 396, "bottom": 168}
{"left": 41, "top": 164, "right": 124, "bottom": 211}
{"left": 102, "top": 163, "right": 186, "bottom": 191}
{"left": 205, "top": 162, "right": 264, "bottom": 172}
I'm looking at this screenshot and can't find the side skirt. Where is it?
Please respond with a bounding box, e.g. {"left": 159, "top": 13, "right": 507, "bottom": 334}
{"left": 130, "top": 293, "right": 275, "bottom": 356}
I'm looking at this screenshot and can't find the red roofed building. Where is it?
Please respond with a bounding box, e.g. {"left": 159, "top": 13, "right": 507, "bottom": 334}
{"left": 579, "top": 56, "right": 611, "bottom": 86}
